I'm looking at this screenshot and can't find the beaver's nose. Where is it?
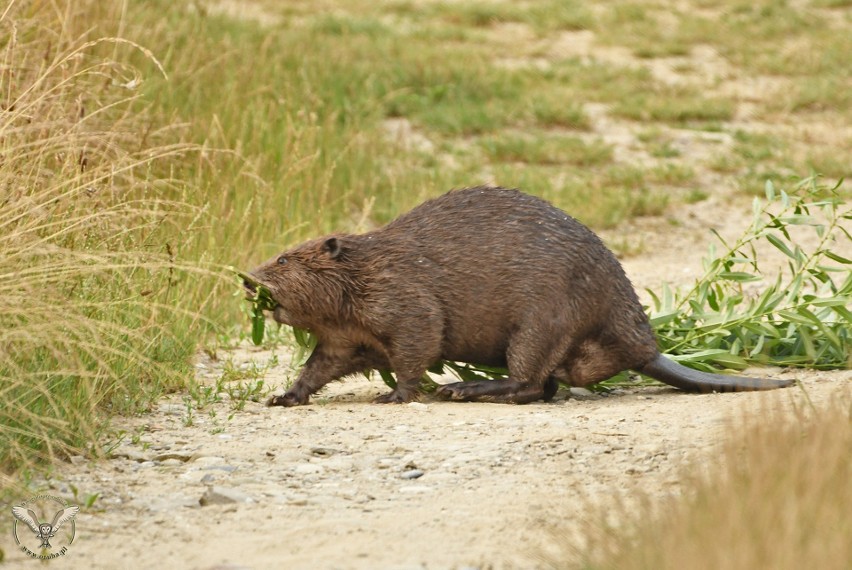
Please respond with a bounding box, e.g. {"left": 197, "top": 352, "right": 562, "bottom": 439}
{"left": 243, "top": 278, "right": 257, "bottom": 295}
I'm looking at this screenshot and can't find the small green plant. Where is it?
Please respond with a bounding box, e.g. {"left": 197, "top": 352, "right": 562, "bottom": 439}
{"left": 182, "top": 397, "right": 194, "bottom": 427}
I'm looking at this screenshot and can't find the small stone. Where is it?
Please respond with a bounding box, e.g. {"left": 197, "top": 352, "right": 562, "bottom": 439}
{"left": 160, "top": 459, "right": 184, "bottom": 467}
{"left": 109, "top": 449, "right": 150, "bottom": 462}
{"left": 406, "top": 402, "right": 429, "bottom": 411}
{"left": 400, "top": 469, "right": 424, "bottom": 480}
{"left": 199, "top": 486, "right": 254, "bottom": 506}
{"left": 154, "top": 451, "right": 193, "bottom": 462}
{"left": 69, "top": 455, "right": 86, "bottom": 466}
{"left": 202, "top": 465, "right": 237, "bottom": 473}
{"left": 310, "top": 447, "right": 342, "bottom": 457}
{"left": 569, "top": 387, "right": 596, "bottom": 398}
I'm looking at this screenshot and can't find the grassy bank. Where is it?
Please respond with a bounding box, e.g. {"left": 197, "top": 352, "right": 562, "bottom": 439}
{"left": 0, "top": 1, "right": 209, "bottom": 483}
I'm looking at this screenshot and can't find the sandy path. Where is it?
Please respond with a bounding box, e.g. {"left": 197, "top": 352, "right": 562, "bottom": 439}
{"left": 3, "top": 349, "right": 848, "bottom": 569}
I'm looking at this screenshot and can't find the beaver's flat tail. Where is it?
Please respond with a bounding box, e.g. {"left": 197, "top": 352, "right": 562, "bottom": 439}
{"left": 638, "top": 354, "right": 795, "bottom": 393}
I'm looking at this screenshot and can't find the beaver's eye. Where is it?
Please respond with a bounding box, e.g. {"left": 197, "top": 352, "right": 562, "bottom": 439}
{"left": 277, "top": 256, "right": 288, "bottom": 265}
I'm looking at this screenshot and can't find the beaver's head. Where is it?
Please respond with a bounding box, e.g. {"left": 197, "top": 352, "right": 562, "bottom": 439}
{"left": 244, "top": 235, "right": 359, "bottom": 331}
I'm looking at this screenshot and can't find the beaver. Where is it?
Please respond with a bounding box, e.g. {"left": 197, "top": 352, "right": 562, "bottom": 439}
{"left": 245, "top": 186, "right": 794, "bottom": 406}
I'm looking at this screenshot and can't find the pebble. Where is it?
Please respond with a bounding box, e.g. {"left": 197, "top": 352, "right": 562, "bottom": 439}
{"left": 154, "top": 452, "right": 194, "bottom": 462}
{"left": 400, "top": 469, "right": 424, "bottom": 480}
{"left": 199, "top": 486, "right": 254, "bottom": 506}
{"left": 202, "top": 465, "right": 238, "bottom": 473}
{"left": 406, "top": 402, "right": 429, "bottom": 411}
{"left": 310, "top": 447, "right": 343, "bottom": 457}
{"left": 110, "top": 449, "right": 150, "bottom": 462}
{"left": 69, "top": 455, "right": 86, "bottom": 466}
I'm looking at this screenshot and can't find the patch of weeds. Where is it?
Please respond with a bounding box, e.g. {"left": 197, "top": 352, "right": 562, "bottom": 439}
{"left": 208, "top": 409, "right": 229, "bottom": 435}
{"left": 733, "top": 130, "right": 784, "bottom": 162}
{"left": 614, "top": 90, "right": 735, "bottom": 124}
{"left": 716, "top": 4, "right": 832, "bottom": 76}
{"left": 638, "top": 129, "right": 682, "bottom": 158}
{"left": 735, "top": 170, "right": 801, "bottom": 196}
{"left": 813, "top": 0, "right": 852, "bottom": 6}
{"left": 219, "top": 359, "right": 267, "bottom": 383}
{"left": 594, "top": 4, "right": 710, "bottom": 59}
{"left": 804, "top": 150, "right": 852, "bottom": 180}
{"left": 479, "top": 134, "right": 613, "bottom": 166}
{"left": 182, "top": 397, "right": 195, "bottom": 427}
{"left": 217, "top": 358, "right": 275, "bottom": 410}
{"left": 225, "top": 379, "right": 272, "bottom": 411}
{"left": 428, "top": 0, "right": 593, "bottom": 32}
{"left": 648, "top": 163, "right": 696, "bottom": 186}
{"left": 68, "top": 484, "right": 101, "bottom": 511}
{"left": 180, "top": 357, "right": 273, "bottom": 424}
{"left": 783, "top": 76, "right": 852, "bottom": 114}
{"left": 309, "top": 14, "right": 391, "bottom": 37}
{"left": 707, "top": 152, "right": 746, "bottom": 174}
{"left": 385, "top": 64, "right": 532, "bottom": 136}
{"left": 432, "top": 2, "right": 520, "bottom": 27}
{"left": 608, "top": 236, "right": 647, "bottom": 258}
{"left": 530, "top": 95, "right": 591, "bottom": 130}
{"left": 634, "top": 42, "right": 692, "bottom": 59}
{"left": 651, "top": 142, "right": 682, "bottom": 159}
{"left": 685, "top": 188, "right": 710, "bottom": 203}
{"left": 551, "top": 59, "right": 654, "bottom": 104}
{"left": 520, "top": 0, "right": 595, "bottom": 33}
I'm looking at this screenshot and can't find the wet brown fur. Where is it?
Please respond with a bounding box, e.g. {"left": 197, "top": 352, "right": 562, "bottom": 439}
{"left": 247, "top": 186, "right": 793, "bottom": 406}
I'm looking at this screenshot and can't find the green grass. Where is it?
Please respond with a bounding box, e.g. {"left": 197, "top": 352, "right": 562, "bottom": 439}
{"left": 614, "top": 90, "right": 735, "bottom": 124}
{"left": 3, "top": 0, "right": 851, "bottom": 487}
{"left": 479, "top": 134, "right": 613, "bottom": 166}
{"left": 0, "top": 3, "right": 210, "bottom": 485}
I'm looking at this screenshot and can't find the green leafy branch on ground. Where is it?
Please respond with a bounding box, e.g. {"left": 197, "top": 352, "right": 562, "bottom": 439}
{"left": 649, "top": 177, "right": 850, "bottom": 372}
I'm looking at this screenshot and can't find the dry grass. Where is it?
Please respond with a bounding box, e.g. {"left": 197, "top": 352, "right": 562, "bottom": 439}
{"left": 554, "top": 393, "right": 852, "bottom": 570}
{"left": 0, "top": 1, "right": 211, "bottom": 485}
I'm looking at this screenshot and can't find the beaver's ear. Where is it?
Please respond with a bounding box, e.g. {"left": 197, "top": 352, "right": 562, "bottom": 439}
{"left": 322, "top": 237, "right": 343, "bottom": 259}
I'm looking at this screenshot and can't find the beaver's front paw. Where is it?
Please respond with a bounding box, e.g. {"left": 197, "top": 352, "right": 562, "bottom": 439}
{"left": 266, "top": 392, "right": 307, "bottom": 407}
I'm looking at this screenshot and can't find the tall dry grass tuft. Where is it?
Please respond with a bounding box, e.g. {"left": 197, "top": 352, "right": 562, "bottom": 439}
{"left": 0, "top": 1, "right": 207, "bottom": 486}
{"left": 557, "top": 393, "right": 852, "bottom": 570}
